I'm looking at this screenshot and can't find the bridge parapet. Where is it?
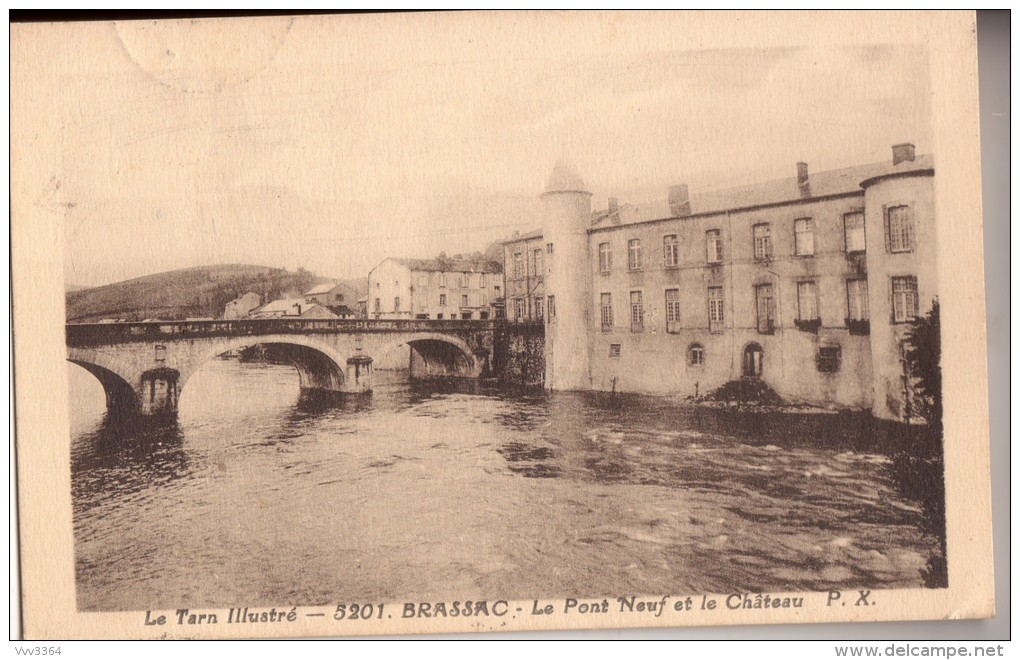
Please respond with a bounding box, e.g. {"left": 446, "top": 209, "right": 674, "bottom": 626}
{"left": 66, "top": 318, "right": 497, "bottom": 347}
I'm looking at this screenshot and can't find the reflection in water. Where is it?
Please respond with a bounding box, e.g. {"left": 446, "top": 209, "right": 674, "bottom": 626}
{"left": 69, "top": 360, "right": 946, "bottom": 612}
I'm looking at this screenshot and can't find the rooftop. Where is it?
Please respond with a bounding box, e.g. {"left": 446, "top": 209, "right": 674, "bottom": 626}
{"left": 390, "top": 256, "right": 502, "bottom": 274}
{"left": 591, "top": 154, "right": 934, "bottom": 229}
{"left": 304, "top": 282, "right": 339, "bottom": 296}
{"left": 501, "top": 229, "right": 544, "bottom": 245}
{"left": 255, "top": 298, "right": 305, "bottom": 314}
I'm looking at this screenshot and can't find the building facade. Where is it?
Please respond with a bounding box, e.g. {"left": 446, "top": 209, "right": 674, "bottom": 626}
{"left": 502, "top": 230, "right": 547, "bottom": 322}
{"left": 515, "top": 144, "right": 936, "bottom": 421}
{"left": 367, "top": 257, "right": 503, "bottom": 320}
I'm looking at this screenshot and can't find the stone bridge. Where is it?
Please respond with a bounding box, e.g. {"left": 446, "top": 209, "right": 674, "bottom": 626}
{"left": 67, "top": 318, "right": 496, "bottom": 418}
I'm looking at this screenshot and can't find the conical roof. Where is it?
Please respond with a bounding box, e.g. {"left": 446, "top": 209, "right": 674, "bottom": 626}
{"left": 544, "top": 158, "right": 589, "bottom": 194}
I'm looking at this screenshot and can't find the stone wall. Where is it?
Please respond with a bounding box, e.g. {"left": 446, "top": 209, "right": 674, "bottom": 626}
{"left": 493, "top": 321, "right": 545, "bottom": 388}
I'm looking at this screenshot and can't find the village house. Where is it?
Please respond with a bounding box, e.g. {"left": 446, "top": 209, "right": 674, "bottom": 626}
{"left": 303, "top": 281, "right": 359, "bottom": 318}
{"left": 222, "top": 291, "right": 262, "bottom": 319}
{"left": 367, "top": 256, "right": 503, "bottom": 320}
{"left": 510, "top": 144, "right": 936, "bottom": 422}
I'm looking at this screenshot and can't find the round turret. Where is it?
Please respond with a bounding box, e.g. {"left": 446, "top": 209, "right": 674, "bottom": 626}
{"left": 541, "top": 158, "right": 593, "bottom": 391}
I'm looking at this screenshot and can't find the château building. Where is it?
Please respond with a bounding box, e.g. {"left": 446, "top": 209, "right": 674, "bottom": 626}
{"left": 510, "top": 144, "right": 936, "bottom": 421}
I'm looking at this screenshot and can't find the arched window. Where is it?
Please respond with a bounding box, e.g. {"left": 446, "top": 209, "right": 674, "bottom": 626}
{"left": 688, "top": 343, "right": 705, "bottom": 367}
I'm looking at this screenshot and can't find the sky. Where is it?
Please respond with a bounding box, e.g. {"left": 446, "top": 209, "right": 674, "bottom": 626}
{"left": 18, "top": 12, "right": 934, "bottom": 287}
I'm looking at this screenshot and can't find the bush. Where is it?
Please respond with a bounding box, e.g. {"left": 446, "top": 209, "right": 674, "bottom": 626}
{"left": 902, "top": 300, "right": 942, "bottom": 433}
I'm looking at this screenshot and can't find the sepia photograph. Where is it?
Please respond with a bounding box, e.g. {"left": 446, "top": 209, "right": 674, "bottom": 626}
{"left": 11, "top": 10, "right": 996, "bottom": 640}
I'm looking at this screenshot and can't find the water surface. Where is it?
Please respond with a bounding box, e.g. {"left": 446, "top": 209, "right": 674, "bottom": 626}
{"left": 69, "top": 360, "right": 945, "bottom": 611}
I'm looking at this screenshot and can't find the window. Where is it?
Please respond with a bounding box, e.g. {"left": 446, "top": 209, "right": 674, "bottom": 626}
{"left": 459, "top": 273, "right": 469, "bottom": 288}
{"left": 846, "top": 279, "right": 869, "bottom": 321}
{"left": 439, "top": 272, "right": 447, "bottom": 288}
{"left": 461, "top": 312, "right": 472, "bottom": 320}
{"left": 374, "top": 298, "right": 381, "bottom": 313}
{"left": 394, "top": 296, "right": 401, "bottom": 313}
{"left": 514, "top": 298, "right": 525, "bottom": 320}
{"left": 532, "top": 248, "right": 543, "bottom": 277}
{"left": 794, "top": 218, "right": 814, "bottom": 256}
{"left": 844, "top": 211, "right": 866, "bottom": 252}
{"left": 755, "top": 284, "right": 775, "bottom": 334}
{"left": 418, "top": 274, "right": 428, "bottom": 287}
{"left": 479, "top": 273, "right": 487, "bottom": 288}
{"left": 891, "top": 276, "right": 918, "bottom": 323}
{"left": 817, "top": 346, "right": 842, "bottom": 373}
{"left": 630, "top": 291, "right": 644, "bottom": 332}
{"left": 663, "top": 234, "right": 679, "bottom": 268}
{"left": 598, "top": 242, "right": 612, "bottom": 273}
{"left": 439, "top": 293, "right": 447, "bottom": 306}
{"left": 534, "top": 297, "right": 543, "bottom": 320}
{"left": 609, "top": 343, "right": 621, "bottom": 358}
{"left": 461, "top": 294, "right": 469, "bottom": 307}
{"left": 480, "top": 293, "right": 488, "bottom": 307}
{"left": 706, "top": 229, "right": 723, "bottom": 263}
{"left": 547, "top": 295, "right": 556, "bottom": 322}
{"left": 546, "top": 243, "right": 554, "bottom": 254}
{"left": 886, "top": 206, "right": 914, "bottom": 253}
{"left": 708, "top": 286, "right": 725, "bottom": 332}
{"left": 436, "top": 313, "right": 443, "bottom": 320}
{"left": 753, "top": 224, "right": 773, "bottom": 260}
{"left": 628, "top": 239, "right": 642, "bottom": 270}
{"left": 797, "top": 281, "right": 819, "bottom": 321}
{"left": 600, "top": 293, "right": 613, "bottom": 332}
{"left": 513, "top": 252, "right": 524, "bottom": 278}
{"left": 665, "top": 288, "right": 681, "bottom": 333}
{"left": 688, "top": 343, "right": 704, "bottom": 367}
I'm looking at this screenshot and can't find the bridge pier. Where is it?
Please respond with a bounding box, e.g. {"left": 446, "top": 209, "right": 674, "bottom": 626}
{"left": 138, "top": 368, "right": 180, "bottom": 417}
{"left": 345, "top": 355, "right": 373, "bottom": 394}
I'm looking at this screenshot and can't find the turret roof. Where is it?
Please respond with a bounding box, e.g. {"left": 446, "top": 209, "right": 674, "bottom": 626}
{"left": 544, "top": 158, "right": 589, "bottom": 194}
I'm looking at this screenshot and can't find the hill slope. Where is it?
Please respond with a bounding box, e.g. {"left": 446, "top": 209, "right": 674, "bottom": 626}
{"left": 65, "top": 264, "right": 352, "bottom": 322}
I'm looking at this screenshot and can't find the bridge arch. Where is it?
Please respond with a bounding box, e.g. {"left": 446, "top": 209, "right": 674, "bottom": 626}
{"left": 68, "top": 358, "right": 139, "bottom": 417}
{"left": 180, "top": 334, "right": 349, "bottom": 394}
{"left": 371, "top": 333, "right": 482, "bottom": 378}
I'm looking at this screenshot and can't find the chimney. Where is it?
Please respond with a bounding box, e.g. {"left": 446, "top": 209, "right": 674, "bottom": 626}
{"left": 668, "top": 184, "right": 691, "bottom": 217}
{"left": 892, "top": 143, "right": 916, "bottom": 165}
{"left": 797, "top": 162, "right": 809, "bottom": 185}
{"left": 608, "top": 197, "right": 619, "bottom": 215}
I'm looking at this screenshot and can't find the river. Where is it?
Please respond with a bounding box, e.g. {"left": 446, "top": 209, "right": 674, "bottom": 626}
{"left": 69, "top": 359, "right": 946, "bottom": 611}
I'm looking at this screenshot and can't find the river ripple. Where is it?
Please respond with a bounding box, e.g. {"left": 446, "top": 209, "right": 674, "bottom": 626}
{"left": 69, "top": 360, "right": 945, "bottom": 611}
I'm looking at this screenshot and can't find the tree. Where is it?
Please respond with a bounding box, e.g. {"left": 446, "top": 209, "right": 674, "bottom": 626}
{"left": 902, "top": 299, "right": 941, "bottom": 432}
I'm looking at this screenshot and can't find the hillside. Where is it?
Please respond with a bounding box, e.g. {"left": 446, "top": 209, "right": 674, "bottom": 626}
{"left": 65, "top": 264, "right": 359, "bottom": 322}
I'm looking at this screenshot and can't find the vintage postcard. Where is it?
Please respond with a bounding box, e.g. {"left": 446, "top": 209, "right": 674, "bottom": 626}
{"left": 11, "top": 11, "right": 993, "bottom": 639}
